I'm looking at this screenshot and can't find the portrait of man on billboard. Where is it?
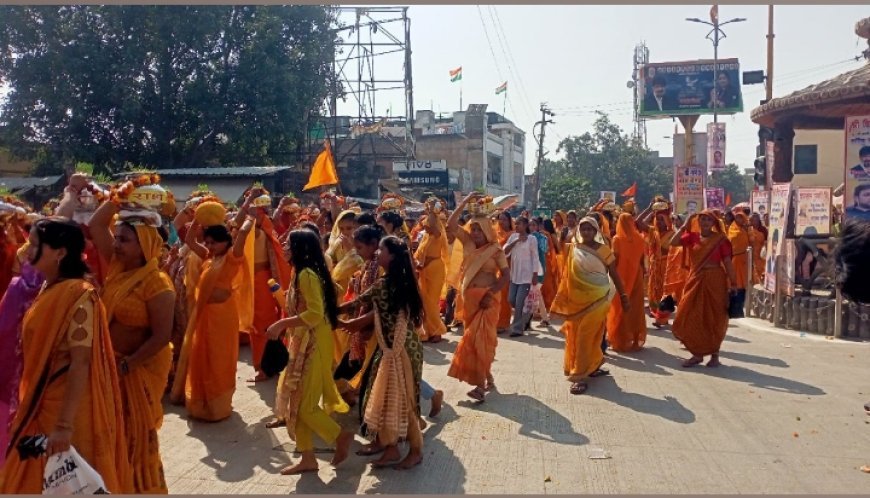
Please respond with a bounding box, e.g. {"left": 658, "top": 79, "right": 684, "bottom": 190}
{"left": 848, "top": 145, "right": 870, "bottom": 179}
{"left": 712, "top": 149, "right": 724, "bottom": 169}
{"left": 686, "top": 200, "right": 699, "bottom": 215}
{"left": 644, "top": 74, "right": 676, "bottom": 112}
{"left": 845, "top": 183, "right": 870, "bottom": 221}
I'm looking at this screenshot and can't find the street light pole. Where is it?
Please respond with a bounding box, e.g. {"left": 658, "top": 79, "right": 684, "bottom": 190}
{"left": 686, "top": 12, "right": 747, "bottom": 125}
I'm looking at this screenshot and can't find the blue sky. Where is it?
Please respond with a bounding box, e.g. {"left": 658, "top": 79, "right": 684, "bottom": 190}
{"left": 336, "top": 5, "right": 868, "bottom": 175}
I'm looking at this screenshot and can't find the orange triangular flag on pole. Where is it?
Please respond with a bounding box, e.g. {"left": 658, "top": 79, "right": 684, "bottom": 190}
{"left": 725, "top": 192, "right": 732, "bottom": 206}
{"left": 621, "top": 182, "right": 637, "bottom": 197}
{"left": 303, "top": 140, "right": 339, "bottom": 191}
{"left": 710, "top": 4, "right": 719, "bottom": 23}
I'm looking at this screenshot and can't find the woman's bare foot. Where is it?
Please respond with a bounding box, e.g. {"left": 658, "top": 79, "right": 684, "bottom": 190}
{"left": 395, "top": 449, "right": 423, "bottom": 470}
{"left": 682, "top": 356, "right": 704, "bottom": 368}
{"left": 330, "top": 431, "right": 354, "bottom": 466}
{"left": 265, "top": 418, "right": 286, "bottom": 429}
{"left": 355, "top": 442, "right": 384, "bottom": 456}
{"left": 429, "top": 390, "right": 444, "bottom": 417}
{"left": 340, "top": 390, "right": 358, "bottom": 407}
{"left": 281, "top": 452, "right": 318, "bottom": 475}
{"left": 466, "top": 386, "right": 485, "bottom": 402}
{"left": 370, "top": 445, "right": 402, "bottom": 468}
{"left": 706, "top": 355, "right": 721, "bottom": 368}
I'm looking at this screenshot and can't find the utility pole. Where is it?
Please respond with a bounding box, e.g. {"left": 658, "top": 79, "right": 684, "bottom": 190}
{"left": 765, "top": 5, "right": 774, "bottom": 101}
{"left": 534, "top": 103, "right": 554, "bottom": 211}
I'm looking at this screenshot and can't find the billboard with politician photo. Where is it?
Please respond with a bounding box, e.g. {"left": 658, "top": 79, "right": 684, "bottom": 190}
{"left": 639, "top": 58, "right": 743, "bottom": 117}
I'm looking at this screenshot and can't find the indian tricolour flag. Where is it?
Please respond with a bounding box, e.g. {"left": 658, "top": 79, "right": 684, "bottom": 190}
{"left": 495, "top": 81, "right": 507, "bottom": 95}
{"left": 449, "top": 66, "right": 462, "bottom": 82}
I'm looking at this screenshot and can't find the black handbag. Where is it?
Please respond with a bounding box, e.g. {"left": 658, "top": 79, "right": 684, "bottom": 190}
{"left": 728, "top": 289, "right": 746, "bottom": 318}
{"left": 260, "top": 339, "right": 289, "bottom": 377}
{"left": 658, "top": 295, "right": 677, "bottom": 313}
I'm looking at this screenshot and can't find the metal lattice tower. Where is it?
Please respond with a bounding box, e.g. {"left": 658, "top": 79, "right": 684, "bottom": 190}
{"left": 321, "top": 6, "right": 415, "bottom": 166}
{"left": 631, "top": 42, "right": 649, "bottom": 148}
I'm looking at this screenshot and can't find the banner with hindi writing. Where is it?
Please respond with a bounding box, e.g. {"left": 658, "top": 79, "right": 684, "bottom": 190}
{"left": 764, "top": 183, "right": 792, "bottom": 293}
{"left": 674, "top": 165, "right": 705, "bottom": 215}
{"left": 751, "top": 190, "right": 770, "bottom": 217}
{"left": 706, "top": 122, "right": 726, "bottom": 172}
{"left": 794, "top": 187, "right": 832, "bottom": 236}
{"left": 704, "top": 187, "right": 725, "bottom": 210}
{"left": 843, "top": 115, "right": 870, "bottom": 222}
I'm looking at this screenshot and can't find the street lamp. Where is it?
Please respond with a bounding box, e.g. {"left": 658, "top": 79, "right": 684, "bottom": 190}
{"left": 686, "top": 14, "right": 747, "bottom": 124}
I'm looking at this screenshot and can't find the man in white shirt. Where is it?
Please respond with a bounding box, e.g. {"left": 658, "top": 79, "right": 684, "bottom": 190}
{"left": 503, "top": 216, "right": 542, "bottom": 337}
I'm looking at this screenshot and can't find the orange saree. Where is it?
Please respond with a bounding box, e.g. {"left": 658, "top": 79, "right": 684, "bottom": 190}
{"left": 727, "top": 218, "right": 751, "bottom": 290}
{"left": 0, "top": 280, "right": 132, "bottom": 494}
{"left": 671, "top": 233, "right": 731, "bottom": 357}
{"left": 101, "top": 225, "right": 174, "bottom": 494}
{"left": 495, "top": 224, "right": 512, "bottom": 330}
{"left": 540, "top": 233, "right": 561, "bottom": 309}
{"left": 606, "top": 214, "right": 647, "bottom": 352}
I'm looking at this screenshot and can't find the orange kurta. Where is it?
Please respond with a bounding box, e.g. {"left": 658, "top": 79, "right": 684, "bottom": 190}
{"left": 101, "top": 224, "right": 174, "bottom": 494}
{"left": 0, "top": 280, "right": 133, "bottom": 494}
{"left": 414, "top": 221, "right": 448, "bottom": 341}
{"left": 184, "top": 252, "right": 245, "bottom": 422}
{"left": 672, "top": 233, "right": 731, "bottom": 356}
{"left": 606, "top": 214, "right": 647, "bottom": 353}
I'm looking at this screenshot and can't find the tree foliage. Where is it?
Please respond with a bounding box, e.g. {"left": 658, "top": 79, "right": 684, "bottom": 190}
{"left": 0, "top": 5, "right": 338, "bottom": 175}
{"left": 538, "top": 112, "right": 672, "bottom": 211}
{"left": 708, "top": 163, "right": 750, "bottom": 205}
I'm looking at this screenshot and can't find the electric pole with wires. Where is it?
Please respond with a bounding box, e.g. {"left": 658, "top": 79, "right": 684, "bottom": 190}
{"left": 533, "top": 103, "right": 555, "bottom": 210}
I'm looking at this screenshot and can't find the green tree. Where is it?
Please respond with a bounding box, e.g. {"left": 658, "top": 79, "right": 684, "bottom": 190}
{"left": 708, "top": 163, "right": 750, "bottom": 205}
{"left": 0, "top": 6, "right": 338, "bottom": 175}
{"left": 538, "top": 112, "right": 672, "bottom": 211}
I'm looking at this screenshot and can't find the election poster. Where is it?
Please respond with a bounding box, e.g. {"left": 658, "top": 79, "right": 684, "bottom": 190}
{"left": 600, "top": 191, "right": 616, "bottom": 202}
{"left": 794, "top": 187, "right": 832, "bottom": 236}
{"left": 764, "top": 183, "right": 793, "bottom": 293}
{"left": 704, "top": 187, "right": 725, "bottom": 210}
{"left": 639, "top": 58, "right": 743, "bottom": 117}
{"left": 843, "top": 115, "right": 870, "bottom": 222}
{"left": 751, "top": 190, "right": 770, "bottom": 217}
{"left": 674, "top": 165, "right": 705, "bottom": 215}
{"left": 707, "top": 122, "right": 726, "bottom": 172}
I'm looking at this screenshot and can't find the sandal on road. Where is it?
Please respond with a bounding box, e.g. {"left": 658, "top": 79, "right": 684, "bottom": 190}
{"left": 589, "top": 368, "right": 610, "bottom": 378}
{"left": 569, "top": 382, "right": 588, "bottom": 395}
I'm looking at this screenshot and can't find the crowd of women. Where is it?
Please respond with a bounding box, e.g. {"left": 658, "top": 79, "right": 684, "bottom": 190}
{"left": 0, "top": 172, "right": 770, "bottom": 492}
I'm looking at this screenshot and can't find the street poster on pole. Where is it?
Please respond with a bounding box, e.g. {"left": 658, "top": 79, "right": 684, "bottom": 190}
{"left": 704, "top": 187, "right": 725, "bottom": 210}
{"left": 674, "top": 165, "right": 705, "bottom": 216}
{"left": 707, "top": 122, "right": 726, "bottom": 172}
{"left": 751, "top": 190, "right": 770, "bottom": 218}
{"left": 600, "top": 191, "right": 616, "bottom": 202}
{"left": 843, "top": 115, "right": 870, "bottom": 222}
{"left": 765, "top": 140, "right": 775, "bottom": 191}
{"left": 764, "top": 183, "right": 792, "bottom": 293}
{"left": 794, "top": 187, "right": 832, "bottom": 237}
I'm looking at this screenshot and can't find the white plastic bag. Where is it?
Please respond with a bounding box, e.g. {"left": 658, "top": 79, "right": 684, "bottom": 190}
{"left": 42, "top": 446, "right": 109, "bottom": 495}
{"left": 523, "top": 285, "right": 542, "bottom": 315}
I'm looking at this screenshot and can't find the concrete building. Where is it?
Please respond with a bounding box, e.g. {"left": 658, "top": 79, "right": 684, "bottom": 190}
{"left": 790, "top": 129, "right": 845, "bottom": 189}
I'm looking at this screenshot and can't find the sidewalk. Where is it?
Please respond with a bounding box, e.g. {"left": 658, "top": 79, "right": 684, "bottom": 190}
{"left": 159, "top": 317, "right": 870, "bottom": 494}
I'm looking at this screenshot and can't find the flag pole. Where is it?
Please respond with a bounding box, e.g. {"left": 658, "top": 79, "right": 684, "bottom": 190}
{"left": 503, "top": 89, "right": 506, "bottom": 116}
{"left": 460, "top": 82, "right": 463, "bottom": 111}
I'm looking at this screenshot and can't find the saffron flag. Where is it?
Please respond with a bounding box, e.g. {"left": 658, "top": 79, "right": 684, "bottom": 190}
{"left": 450, "top": 66, "right": 462, "bottom": 82}
{"left": 621, "top": 182, "right": 637, "bottom": 197}
{"left": 495, "top": 82, "right": 507, "bottom": 94}
{"left": 710, "top": 4, "right": 719, "bottom": 23}
{"left": 303, "top": 140, "right": 339, "bottom": 191}
{"left": 725, "top": 192, "right": 732, "bottom": 207}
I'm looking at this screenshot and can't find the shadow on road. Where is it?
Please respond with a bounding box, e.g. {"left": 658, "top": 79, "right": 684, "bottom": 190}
{"left": 458, "top": 392, "right": 589, "bottom": 446}
{"left": 718, "top": 350, "right": 789, "bottom": 368}
{"left": 181, "top": 411, "right": 288, "bottom": 483}
{"left": 506, "top": 332, "right": 564, "bottom": 350}
{"left": 606, "top": 347, "right": 674, "bottom": 376}
{"left": 591, "top": 375, "right": 696, "bottom": 424}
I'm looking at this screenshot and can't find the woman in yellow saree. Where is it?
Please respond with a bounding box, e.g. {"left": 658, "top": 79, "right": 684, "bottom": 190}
{"left": 327, "top": 209, "right": 363, "bottom": 364}
{"left": 446, "top": 193, "right": 510, "bottom": 403}
{"left": 89, "top": 196, "right": 175, "bottom": 493}
{"left": 606, "top": 213, "right": 647, "bottom": 353}
{"left": 1, "top": 219, "right": 132, "bottom": 494}
{"left": 413, "top": 205, "right": 448, "bottom": 343}
{"left": 550, "top": 217, "right": 628, "bottom": 395}
{"left": 172, "top": 214, "right": 253, "bottom": 421}
{"left": 266, "top": 229, "right": 353, "bottom": 475}
{"left": 670, "top": 211, "right": 739, "bottom": 368}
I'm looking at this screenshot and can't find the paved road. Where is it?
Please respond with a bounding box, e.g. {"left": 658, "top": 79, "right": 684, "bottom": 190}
{"left": 159, "top": 317, "right": 870, "bottom": 494}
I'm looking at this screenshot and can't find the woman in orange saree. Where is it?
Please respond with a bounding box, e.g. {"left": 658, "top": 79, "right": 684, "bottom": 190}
{"left": 644, "top": 206, "right": 675, "bottom": 327}
{"left": 1, "top": 219, "right": 132, "bottom": 494}
{"left": 495, "top": 211, "right": 514, "bottom": 332}
{"left": 550, "top": 217, "right": 628, "bottom": 396}
{"left": 727, "top": 212, "right": 752, "bottom": 310}
{"left": 446, "top": 193, "right": 510, "bottom": 403}
{"left": 539, "top": 218, "right": 561, "bottom": 312}
{"left": 89, "top": 198, "right": 176, "bottom": 494}
{"left": 606, "top": 213, "right": 647, "bottom": 353}
{"left": 750, "top": 213, "right": 767, "bottom": 284}
{"left": 670, "top": 211, "right": 739, "bottom": 368}
{"left": 172, "top": 215, "right": 253, "bottom": 422}
{"left": 414, "top": 206, "right": 448, "bottom": 343}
